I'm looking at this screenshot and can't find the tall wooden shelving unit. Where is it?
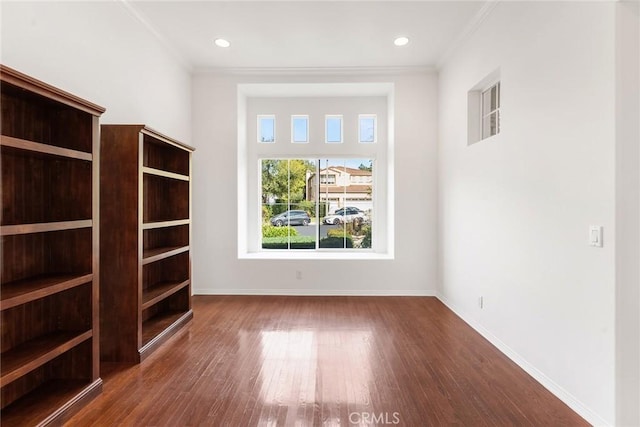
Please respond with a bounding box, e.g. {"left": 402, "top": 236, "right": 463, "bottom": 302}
{"left": 0, "top": 65, "right": 104, "bottom": 425}
{"left": 100, "top": 125, "right": 194, "bottom": 363}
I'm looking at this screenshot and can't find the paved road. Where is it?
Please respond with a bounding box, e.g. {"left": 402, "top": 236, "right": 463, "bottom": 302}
{"left": 293, "top": 223, "right": 341, "bottom": 238}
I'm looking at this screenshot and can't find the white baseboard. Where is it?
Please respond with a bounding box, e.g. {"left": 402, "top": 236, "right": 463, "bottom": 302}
{"left": 194, "top": 288, "right": 436, "bottom": 297}
{"left": 436, "top": 292, "right": 611, "bottom": 427}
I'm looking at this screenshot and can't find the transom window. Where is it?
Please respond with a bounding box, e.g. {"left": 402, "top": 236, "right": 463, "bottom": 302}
{"left": 325, "top": 115, "right": 343, "bottom": 143}
{"left": 291, "top": 115, "right": 309, "bottom": 143}
{"left": 258, "top": 115, "right": 275, "bottom": 143}
{"left": 358, "top": 114, "right": 377, "bottom": 143}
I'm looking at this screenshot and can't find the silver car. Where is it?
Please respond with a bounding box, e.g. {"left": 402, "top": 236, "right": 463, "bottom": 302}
{"left": 322, "top": 207, "right": 366, "bottom": 225}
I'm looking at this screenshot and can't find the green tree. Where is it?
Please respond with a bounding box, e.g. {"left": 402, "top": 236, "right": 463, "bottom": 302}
{"left": 358, "top": 161, "right": 372, "bottom": 172}
{"left": 262, "top": 159, "right": 314, "bottom": 203}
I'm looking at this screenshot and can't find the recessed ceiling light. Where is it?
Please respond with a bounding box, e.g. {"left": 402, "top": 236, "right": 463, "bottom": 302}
{"left": 214, "top": 38, "right": 230, "bottom": 48}
{"left": 394, "top": 37, "right": 409, "bottom": 47}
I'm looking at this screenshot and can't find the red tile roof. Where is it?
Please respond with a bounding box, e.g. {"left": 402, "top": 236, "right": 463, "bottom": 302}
{"left": 318, "top": 185, "right": 372, "bottom": 193}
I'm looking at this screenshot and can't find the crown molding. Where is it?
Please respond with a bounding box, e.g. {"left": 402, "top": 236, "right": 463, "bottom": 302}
{"left": 436, "top": 0, "right": 501, "bottom": 70}
{"left": 192, "top": 65, "right": 436, "bottom": 76}
{"left": 118, "top": 0, "right": 193, "bottom": 72}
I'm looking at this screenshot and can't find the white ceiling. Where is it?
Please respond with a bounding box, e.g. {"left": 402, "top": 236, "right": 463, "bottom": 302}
{"left": 125, "top": 1, "right": 489, "bottom": 71}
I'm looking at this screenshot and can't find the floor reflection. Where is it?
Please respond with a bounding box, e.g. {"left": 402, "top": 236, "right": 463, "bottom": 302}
{"left": 252, "top": 329, "right": 373, "bottom": 425}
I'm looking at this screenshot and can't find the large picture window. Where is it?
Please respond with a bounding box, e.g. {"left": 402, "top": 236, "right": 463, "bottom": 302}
{"left": 241, "top": 83, "right": 392, "bottom": 259}
{"left": 261, "top": 158, "right": 373, "bottom": 250}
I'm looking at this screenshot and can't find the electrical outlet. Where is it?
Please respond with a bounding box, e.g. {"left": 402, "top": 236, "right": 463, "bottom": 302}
{"left": 479, "top": 296, "right": 484, "bottom": 309}
{"left": 296, "top": 270, "right": 302, "bottom": 280}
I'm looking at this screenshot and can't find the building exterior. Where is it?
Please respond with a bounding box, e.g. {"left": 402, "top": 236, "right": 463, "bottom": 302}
{"left": 306, "top": 166, "right": 372, "bottom": 214}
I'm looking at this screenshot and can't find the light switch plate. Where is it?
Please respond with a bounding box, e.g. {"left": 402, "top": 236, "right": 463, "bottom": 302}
{"left": 589, "top": 226, "right": 603, "bottom": 247}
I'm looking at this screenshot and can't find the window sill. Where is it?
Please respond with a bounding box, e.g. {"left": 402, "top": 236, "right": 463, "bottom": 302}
{"left": 238, "top": 251, "right": 394, "bottom": 260}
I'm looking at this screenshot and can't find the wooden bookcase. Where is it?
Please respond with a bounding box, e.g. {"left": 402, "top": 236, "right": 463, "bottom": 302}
{"left": 0, "top": 65, "right": 104, "bottom": 425}
{"left": 100, "top": 125, "right": 194, "bottom": 363}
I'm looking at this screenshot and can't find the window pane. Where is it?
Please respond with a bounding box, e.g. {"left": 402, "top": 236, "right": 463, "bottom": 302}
{"left": 259, "top": 117, "right": 275, "bottom": 143}
{"left": 482, "top": 84, "right": 498, "bottom": 115}
{"left": 292, "top": 116, "right": 308, "bottom": 143}
{"left": 262, "top": 158, "right": 373, "bottom": 251}
{"left": 482, "top": 88, "right": 492, "bottom": 116}
{"left": 482, "top": 112, "right": 499, "bottom": 139}
{"left": 262, "top": 159, "right": 315, "bottom": 250}
{"left": 319, "top": 158, "right": 373, "bottom": 249}
{"left": 326, "top": 116, "right": 342, "bottom": 143}
{"left": 359, "top": 116, "right": 376, "bottom": 143}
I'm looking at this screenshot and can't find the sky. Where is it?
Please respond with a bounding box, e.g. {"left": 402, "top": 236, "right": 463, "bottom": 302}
{"left": 322, "top": 158, "right": 372, "bottom": 170}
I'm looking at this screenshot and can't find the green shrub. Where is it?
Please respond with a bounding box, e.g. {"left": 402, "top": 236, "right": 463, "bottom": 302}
{"left": 319, "top": 235, "right": 353, "bottom": 248}
{"left": 262, "top": 235, "right": 316, "bottom": 249}
{"left": 361, "top": 225, "right": 371, "bottom": 248}
{"left": 262, "top": 225, "right": 298, "bottom": 238}
{"left": 326, "top": 228, "right": 351, "bottom": 238}
{"left": 270, "top": 203, "right": 289, "bottom": 216}
{"left": 291, "top": 200, "right": 315, "bottom": 217}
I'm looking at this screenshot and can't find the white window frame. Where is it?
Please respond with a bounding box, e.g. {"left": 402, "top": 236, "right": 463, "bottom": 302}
{"left": 260, "top": 157, "right": 375, "bottom": 252}
{"left": 358, "top": 114, "right": 377, "bottom": 144}
{"left": 467, "top": 69, "right": 501, "bottom": 145}
{"left": 320, "top": 173, "right": 336, "bottom": 185}
{"left": 481, "top": 82, "right": 500, "bottom": 140}
{"left": 291, "top": 115, "right": 309, "bottom": 144}
{"left": 325, "top": 115, "right": 343, "bottom": 144}
{"left": 257, "top": 115, "right": 276, "bottom": 143}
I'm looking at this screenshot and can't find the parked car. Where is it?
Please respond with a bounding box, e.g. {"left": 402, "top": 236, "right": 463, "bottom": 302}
{"left": 323, "top": 207, "right": 366, "bottom": 225}
{"left": 270, "top": 210, "right": 311, "bottom": 226}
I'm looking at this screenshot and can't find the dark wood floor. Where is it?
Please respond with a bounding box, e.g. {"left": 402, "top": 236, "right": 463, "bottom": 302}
{"left": 66, "top": 296, "right": 588, "bottom": 426}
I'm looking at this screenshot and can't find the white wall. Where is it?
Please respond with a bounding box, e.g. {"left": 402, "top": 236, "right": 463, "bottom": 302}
{"left": 615, "top": 2, "right": 640, "bottom": 426}
{"left": 1, "top": 1, "right": 191, "bottom": 141}
{"left": 438, "top": 2, "right": 616, "bottom": 425}
{"left": 192, "top": 71, "right": 437, "bottom": 295}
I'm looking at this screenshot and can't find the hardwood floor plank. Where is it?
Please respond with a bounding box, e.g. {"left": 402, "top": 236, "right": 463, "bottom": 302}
{"left": 65, "top": 296, "right": 589, "bottom": 426}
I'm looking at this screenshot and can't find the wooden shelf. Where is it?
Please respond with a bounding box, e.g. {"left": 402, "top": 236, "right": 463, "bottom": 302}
{"left": 1, "top": 65, "right": 102, "bottom": 422}
{"left": 142, "top": 166, "right": 189, "bottom": 181}
{"left": 143, "top": 174, "right": 189, "bottom": 223}
{"left": 142, "top": 280, "right": 190, "bottom": 311}
{"left": 142, "top": 245, "right": 190, "bottom": 265}
{"left": 142, "top": 219, "right": 190, "bottom": 230}
{"left": 0, "top": 65, "right": 105, "bottom": 116}
{"left": 1, "top": 220, "right": 92, "bottom": 236}
{"left": 0, "top": 274, "right": 92, "bottom": 311}
{"left": 0, "top": 330, "right": 92, "bottom": 387}
{"left": 141, "top": 126, "right": 195, "bottom": 153}
{"left": 0, "top": 135, "right": 92, "bottom": 161}
{"left": 141, "top": 310, "right": 193, "bottom": 348}
{"left": 0, "top": 379, "right": 102, "bottom": 427}
{"left": 101, "top": 124, "right": 193, "bottom": 364}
